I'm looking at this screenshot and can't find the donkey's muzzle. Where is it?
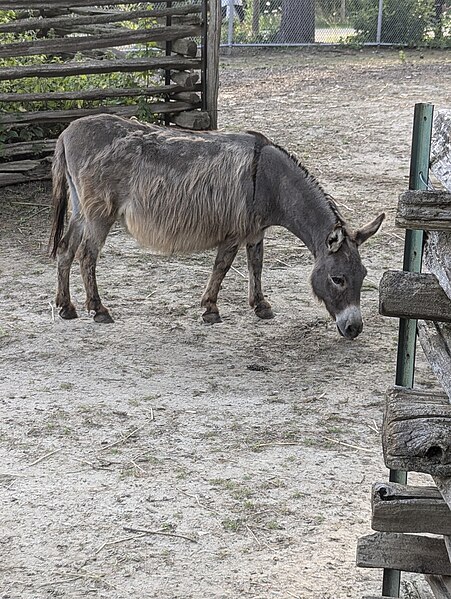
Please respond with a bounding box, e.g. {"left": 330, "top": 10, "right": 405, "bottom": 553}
{"left": 335, "top": 306, "right": 363, "bottom": 339}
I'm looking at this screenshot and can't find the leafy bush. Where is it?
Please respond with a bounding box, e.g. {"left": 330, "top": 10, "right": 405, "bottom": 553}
{"left": 349, "top": 0, "right": 435, "bottom": 44}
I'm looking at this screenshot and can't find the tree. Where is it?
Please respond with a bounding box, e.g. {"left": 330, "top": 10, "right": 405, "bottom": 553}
{"left": 279, "top": 0, "right": 315, "bottom": 42}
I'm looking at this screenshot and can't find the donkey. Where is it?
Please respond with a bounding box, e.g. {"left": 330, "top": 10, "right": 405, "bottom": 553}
{"left": 49, "top": 114, "right": 384, "bottom": 339}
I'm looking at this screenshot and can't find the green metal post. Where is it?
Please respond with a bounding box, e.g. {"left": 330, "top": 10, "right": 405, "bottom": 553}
{"left": 382, "top": 103, "right": 434, "bottom": 597}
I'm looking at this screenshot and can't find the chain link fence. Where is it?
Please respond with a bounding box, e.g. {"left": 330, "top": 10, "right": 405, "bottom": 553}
{"left": 220, "top": 0, "right": 450, "bottom": 46}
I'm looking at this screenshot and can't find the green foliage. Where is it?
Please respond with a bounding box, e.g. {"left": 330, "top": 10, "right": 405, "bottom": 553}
{"left": 349, "top": 0, "right": 436, "bottom": 45}
{"left": 0, "top": 10, "right": 163, "bottom": 149}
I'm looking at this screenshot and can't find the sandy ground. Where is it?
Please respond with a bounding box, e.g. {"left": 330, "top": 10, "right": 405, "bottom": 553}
{"left": 1, "top": 48, "right": 450, "bottom": 599}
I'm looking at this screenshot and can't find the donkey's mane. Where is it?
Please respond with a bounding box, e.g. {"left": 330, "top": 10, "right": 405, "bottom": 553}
{"left": 268, "top": 139, "right": 346, "bottom": 229}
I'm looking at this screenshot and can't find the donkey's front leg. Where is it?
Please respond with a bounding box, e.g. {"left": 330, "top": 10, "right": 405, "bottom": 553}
{"left": 247, "top": 238, "right": 274, "bottom": 319}
{"left": 201, "top": 240, "right": 239, "bottom": 324}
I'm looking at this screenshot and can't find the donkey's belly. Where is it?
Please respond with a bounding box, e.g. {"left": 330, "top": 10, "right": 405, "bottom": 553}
{"left": 122, "top": 195, "right": 254, "bottom": 254}
{"left": 123, "top": 211, "right": 234, "bottom": 254}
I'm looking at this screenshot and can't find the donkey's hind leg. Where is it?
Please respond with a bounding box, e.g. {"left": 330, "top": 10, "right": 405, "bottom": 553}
{"left": 247, "top": 237, "right": 274, "bottom": 320}
{"left": 77, "top": 218, "right": 115, "bottom": 323}
{"left": 55, "top": 216, "right": 84, "bottom": 319}
{"left": 201, "top": 240, "right": 239, "bottom": 324}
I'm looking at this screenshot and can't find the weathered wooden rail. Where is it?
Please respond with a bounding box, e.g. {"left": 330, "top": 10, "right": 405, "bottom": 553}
{"left": 0, "top": 0, "right": 221, "bottom": 187}
{"left": 357, "top": 108, "right": 451, "bottom": 599}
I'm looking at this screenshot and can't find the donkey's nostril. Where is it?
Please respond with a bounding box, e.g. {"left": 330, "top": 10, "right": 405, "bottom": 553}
{"left": 345, "top": 322, "right": 362, "bottom": 339}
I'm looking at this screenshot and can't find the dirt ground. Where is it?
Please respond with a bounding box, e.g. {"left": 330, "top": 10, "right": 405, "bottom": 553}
{"left": 1, "top": 48, "right": 450, "bottom": 599}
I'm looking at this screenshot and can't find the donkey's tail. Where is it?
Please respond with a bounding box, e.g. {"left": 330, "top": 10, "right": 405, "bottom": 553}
{"left": 49, "top": 135, "right": 68, "bottom": 259}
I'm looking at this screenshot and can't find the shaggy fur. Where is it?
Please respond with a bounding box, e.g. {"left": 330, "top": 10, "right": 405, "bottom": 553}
{"left": 49, "top": 113, "right": 384, "bottom": 336}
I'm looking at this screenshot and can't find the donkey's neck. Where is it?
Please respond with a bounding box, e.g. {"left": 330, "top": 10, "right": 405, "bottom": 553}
{"left": 270, "top": 148, "right": 340, "bottom": 257}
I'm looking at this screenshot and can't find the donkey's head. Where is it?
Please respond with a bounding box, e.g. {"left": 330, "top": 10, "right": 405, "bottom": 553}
{"left": 310, "top": 213, "right": 385, "bottom": 339}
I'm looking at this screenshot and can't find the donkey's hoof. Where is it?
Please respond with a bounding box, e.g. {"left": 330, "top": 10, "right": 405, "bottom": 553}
{"left": 254, "top": 305, "right": 274, "bottom": 320}
{"left": 255, "top": 303, "right": 274, "bottom": 320}
{"left": 202, "top": 310, "right": 222, "bottom": 324}
{"left": 94, "top": 310, "right": 114, "bottom": 324}
{"left": 59, "top": 305, "right": 78, "bottom": 320}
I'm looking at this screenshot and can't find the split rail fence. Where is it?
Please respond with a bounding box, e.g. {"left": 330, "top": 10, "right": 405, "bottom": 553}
{"left": 356, "top": 107, "right": 451, "bottom": 599}
{"left": 0, "top": 0, "right": 221, "bottom": 187}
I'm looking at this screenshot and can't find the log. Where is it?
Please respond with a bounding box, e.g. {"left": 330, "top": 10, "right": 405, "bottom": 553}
{"left": 431, "top": 109, "right": 451, "bottom": 190}
{"left": 418, "top": 320, "right": 451, "bottom": 400}
{"left": 171, "top": 70, "right": 200, "bottom": 87}
{"left": 0, "top": 1, "right": 174, "bottom": 7}
{"left": 382, "top": 386, "right": 451, "bottom": 477}
{"left": 170, "top": 110, "right": 210, "bottom": 130}
{"left": 356, "top": 532, "right": 451, "bottom": 576}
{"left": 379, "top": 271, "right": 451, "bottom": 322}
{"left": 426, "top": 575, "right": 451, "bottom": 599}
{"left": 396, "top": 190, "right": 451, "bottom": 231}
{"left": 206, "top": 0, "right": 221, "bottom": 129}
{"left": 170, "top": 91, "right": 201, "bottom": 103}
{"left": 0, "top": 25, "right": 201, "bottom": 59}
{"left": 0, "top": 139, "right": 56, "bottom": 158}
{"left": 154, "top": 39, "right": 198, "bottom": 58}
{"left": 0, "top": 163, "right": 51, "bottom": 187}
{"left": 371, "top": 482, "right": 451, "bottom": 535}
{"left": 0, "top": 83, "right": 202, "bottom": 104}
{"left": 425, "top": 232, "right": 451, "bottom": 301}
{"left": 0, "top": 5, "right": 202, "bottom": 34}
{"left": 435, "top": 476, "right": 451, "bottom": 509}
{"left": 0, "top": 159, "right": 42, "bottom": 172}
{"left": 0, "top": 57, "right": 201, "bottom": 81}
{"left": 0, "top": 101, "right": 199, "bottom": 126}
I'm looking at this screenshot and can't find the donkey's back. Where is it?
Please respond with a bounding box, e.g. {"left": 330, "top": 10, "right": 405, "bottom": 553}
{"left": 56, "top": 114, "right": 263, "bottom": 254}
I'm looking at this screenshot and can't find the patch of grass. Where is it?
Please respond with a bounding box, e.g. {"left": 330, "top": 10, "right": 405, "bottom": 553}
{"left": 222, "top": 518, "right": 243, "bottom": 533}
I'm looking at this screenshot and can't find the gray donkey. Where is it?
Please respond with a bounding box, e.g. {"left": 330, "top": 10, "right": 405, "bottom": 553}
{"left": 49, "top": 114, "right": 384, "bottom": 339}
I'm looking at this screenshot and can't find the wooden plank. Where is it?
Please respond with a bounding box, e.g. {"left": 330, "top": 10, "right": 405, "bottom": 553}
{"left": 206, "top": 0, "right": 221, "bottom": 129}
{"left": 0, "top": 57, "right": 201, "bottom": 81}
{"left": 171, "top": 70, "right": 200, "bottom": 87}
{"left": 0, "top": 101, "right": 199, "bottom": 126}
{"left": 382, "top": 387, "right": 451, "bottom": 477}
{"left": 0, "top": 25, "right": 201, "bottom": 59}
{"left": 431, "top": 109, "right": 451, "bottom": 188}
{"left": 0, "top": 139, "right": 56, "bottom": 158}
{"left": 435, "top": 476, "right": 451, "bottom": 510}
{"left": 0, "top": 5, "right": 202, "bottom": 34}
{"left": 379, "top": 270, "right": 451, "bottom": 322}
{"left": 154, "top": 39, "right": 198, "bottom": 58}
{"left": 418, "top": 320, "right": 451, "bottom": 401}
{"left": 426, "top": 575, "right": 451, "bottom": 599}
{"left": 0, "top": 83, "right": 202, "bottom": 104}
{"left": 396, "top": 190, "right": 451, "bottom": 231}
{"left": 0, "top": 159, "right": 42, "bottom": 172}
{"left": 0, "top": 163, "right": 51, "bottom": 187}
{"left": 371, "top": 481, "right": 451, "bottom": 535}
{"left": 425, "top": 232, "right": 451, "bottom": 301}
{"left": 0, "top": 1, "right": 175, "bottom": 7}
{"left": 170, "top": 110, "right": 210, "bottom": 130}
{"left": 356, "top": 532, "right": 451, "bottom": 576}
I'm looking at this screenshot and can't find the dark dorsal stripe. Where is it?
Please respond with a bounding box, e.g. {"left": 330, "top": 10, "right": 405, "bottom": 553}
{"left": 248, "top": 131, "right": 272, "bottom": 200}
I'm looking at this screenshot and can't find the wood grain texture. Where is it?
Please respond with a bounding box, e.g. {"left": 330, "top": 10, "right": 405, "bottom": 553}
{"left": 379, "top": 270, "right": 451, "bottom": 322}
{"left": 356, "top": 532, "right": 451, "bottom": 575}
{"left": 418, "top": 320, "right": 451, "bottom": 401}
{"left": 371, "top": 481, "right": 451, "bottom": 535}
{"left": 382, "top": 387, "right": 451, "bottom": 476}
{"left": 396, "top": 190, "right": 451, "bottom": 231}
{"left": 0, "top": 56, "right": 201, "bottom": 81}
{"left": 426, "top": 575, "right": 451, "bottom": 599}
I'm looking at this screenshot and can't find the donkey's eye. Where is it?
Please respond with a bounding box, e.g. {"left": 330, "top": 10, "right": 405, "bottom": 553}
{"left": 330, "top": 275, "right": 345, "bottom": 287}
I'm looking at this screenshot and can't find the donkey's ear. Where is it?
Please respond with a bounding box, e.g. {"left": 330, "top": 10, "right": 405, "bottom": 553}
{"left": 326, "top": 226, "right": 346, "bottom": 253}
{"left": 354, "top": 213, "right": 385, "bottom": 246}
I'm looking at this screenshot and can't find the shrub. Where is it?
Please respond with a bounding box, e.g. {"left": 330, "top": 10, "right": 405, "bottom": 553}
{"left": 349, "top": 0, "right": 435, "bottom": 44}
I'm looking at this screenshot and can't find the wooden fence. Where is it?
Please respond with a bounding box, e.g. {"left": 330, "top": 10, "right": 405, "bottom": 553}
{"left": 357, "top": 108, "right": 451, "bottom": 598}
{"left": 0, "top": 0, "right": 221, "bottom": 186}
